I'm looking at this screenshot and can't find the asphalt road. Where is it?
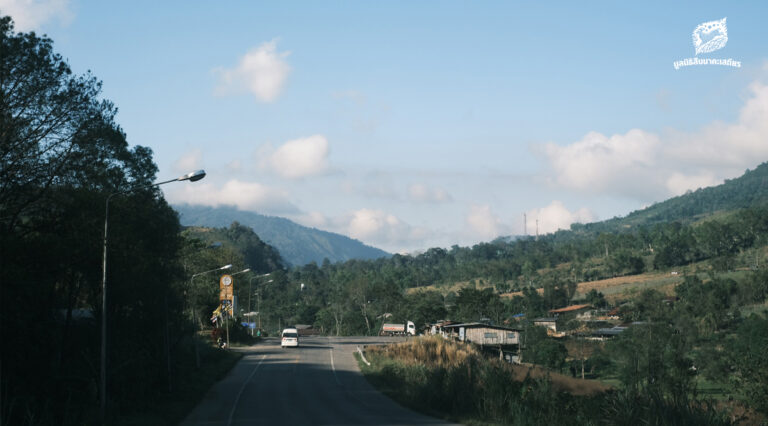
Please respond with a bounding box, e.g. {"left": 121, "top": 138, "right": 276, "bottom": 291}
{"left": 180, "top": 336, "right": 457, "bottom": 426}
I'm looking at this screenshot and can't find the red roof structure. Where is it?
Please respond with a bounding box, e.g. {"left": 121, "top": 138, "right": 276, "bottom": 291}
{"left": 548, "top": 304, "right": 591, "bottom": 314}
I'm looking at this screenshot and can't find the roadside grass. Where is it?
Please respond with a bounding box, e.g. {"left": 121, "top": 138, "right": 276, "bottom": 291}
{"left": 358, "top": 337, "right": 734, "bottom": 426}
{"left": 356, "top": 337, "right": 610, "bottom": 425}
{"left": 116, "top": 341, "right": 242, "bottom": 426}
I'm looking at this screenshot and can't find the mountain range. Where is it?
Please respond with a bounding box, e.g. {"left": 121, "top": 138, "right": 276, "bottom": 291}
{"left": 173, "top": 204, "right": 390, "bottom": 266}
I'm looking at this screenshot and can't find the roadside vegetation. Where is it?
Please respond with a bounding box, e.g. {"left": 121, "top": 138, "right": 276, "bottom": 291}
{"left": 0, "top": 17, "right": 265, "bottom": 425}
{"left": 359, "top": 337, "right": 731, "bottom": 425}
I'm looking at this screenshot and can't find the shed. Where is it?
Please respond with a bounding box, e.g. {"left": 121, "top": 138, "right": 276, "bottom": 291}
{"left": 442, "top": 322, "right": 521, "bottom": 346}
{"left": 533, "top": 317, "right": 558, "bottom": 333}
{"left": 588, "top": 326, "right": 627, "bottom": 341}
{"left": 549, "top": 304, "right": 592, "bottom": 319}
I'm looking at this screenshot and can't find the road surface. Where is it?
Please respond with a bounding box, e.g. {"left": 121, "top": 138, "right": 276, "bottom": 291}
{"left": 181, "top": 335, "right": 457, "bottom": 426}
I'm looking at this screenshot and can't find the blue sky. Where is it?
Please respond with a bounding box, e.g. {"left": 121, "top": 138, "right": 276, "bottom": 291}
{"left": 3, "top": 1, "right": 768, "bottom": 253}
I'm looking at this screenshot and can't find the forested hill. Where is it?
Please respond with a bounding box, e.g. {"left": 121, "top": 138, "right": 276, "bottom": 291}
{"left": 578, "top": 161, "right": 768, "bottom": 233}
{"left": 173, "top": 204, "right": 390, "bottom": 266}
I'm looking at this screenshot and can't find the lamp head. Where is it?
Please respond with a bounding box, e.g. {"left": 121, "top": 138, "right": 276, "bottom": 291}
{"left": 179, "top": 170, "right": 206, "bottom": 182}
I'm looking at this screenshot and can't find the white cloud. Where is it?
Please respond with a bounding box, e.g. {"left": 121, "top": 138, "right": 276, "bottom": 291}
{"left": 665, "top": 172, "right": 719, "bottom": 196}
{"left": 542, "top": 81, "right": 768, "bottom": 201}
{"left": 543, "top": 129, "right": 661, "bottom": 198}
{"left": 526, "top": 201, "right": 595, "bottom": 235}
{"left": 172, "top": 149, "right": 202, "bottom": 174}
{"left": 347, "top": 208, "right": 402, "bottom": 241}
{"left": 291, "top": 208, "right": 428, "bottom": 253}
{"left": 267, "top": 135, "right": 329, "bottom": 179}
{"left": 0, "top": 0, "right": 73, "bottom": 31}
{"left": 213, "top": 39, "right": 290, "bottom": 102}
{"left": 668, "top": 82, "right": 768, "bottom": 169}
{"left": 165, "top": 179, "right": 298, "bottom": 214}
{"left": 466, "top": 205, "right": 508, "bottom": 240}
{"left": 408, "top": 183, "right": 452, "bottom": 203}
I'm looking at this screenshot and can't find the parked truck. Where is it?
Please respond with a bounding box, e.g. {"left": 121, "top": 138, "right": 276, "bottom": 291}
{"left": 380, "top": 321, "right": 416, "bottom": 336}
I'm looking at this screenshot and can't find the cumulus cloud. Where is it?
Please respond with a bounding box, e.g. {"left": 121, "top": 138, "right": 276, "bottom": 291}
{"left": 0, "top": 0, "right": 73, "bottom": 31}
{"left": 543, "top": 129, "right": 661, "bottom": 199}
{"left": 408, "top": 183, "right": 452, "bottom": 203}
{"left": 213, "top": 39, "right": 290, "bottom": 102}
{"left": 265, "top": 135, "right": 330, "bottom": 179}
{"left": 172, "top": 149, "right": 203, "bottom": 174}
{"left": 347, "top": 208, "right": 403, "bottom": 241}
{"left": 165, "top": 179, "right": 298, "bottom": 214}
{"left": 665, "top": 172, "right": 719, "bottom": 197}
{"left": 291, "top": 208, "right": 428, "bottom": 253}
{"left": 526, "top": 201, "right": 595, "bottom": 235}
{"left": 542, "top": 81, "right": 768, "bottom": 200}
{"left": 466, "top": 205, "right": 509, "bottom": 240}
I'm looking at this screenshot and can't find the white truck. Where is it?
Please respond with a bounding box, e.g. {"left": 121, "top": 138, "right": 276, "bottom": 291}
{"left": 379, "top": 321, "right": 416, "bottom": 336}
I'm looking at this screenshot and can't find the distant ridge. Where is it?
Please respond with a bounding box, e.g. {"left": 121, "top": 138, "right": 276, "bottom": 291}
{"left": 576, "top": 161, "right": 768, "bottom": 233}
{"left": 173, "top": 204, "right": 390, "bottom": 266}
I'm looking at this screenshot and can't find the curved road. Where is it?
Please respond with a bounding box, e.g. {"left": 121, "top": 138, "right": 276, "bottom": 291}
{"left": 181, "top": 336, "right": 456, "bottom": 426}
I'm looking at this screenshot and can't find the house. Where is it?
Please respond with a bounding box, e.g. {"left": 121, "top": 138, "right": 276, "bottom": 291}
{"left": 533, "top": 317, "right": 559, "bottom": 334}
{"left": 548, "top": 304, "right": 592, "bottom": 320}
{"left": 441, "top": 322, "right": 521, "bottom": 346}
{"left": 588, "top": 326, "right": 627, "bottom": 341}
{"left": 428, "top": 320, "right": 455, "bottom": 337}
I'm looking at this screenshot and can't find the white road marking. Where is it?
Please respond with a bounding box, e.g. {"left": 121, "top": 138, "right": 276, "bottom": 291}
{"left": 329, "top": 345, "right": 342, "bottom": 386}
{"left": 226, "top": 353, "right": 267, "bottom": 426}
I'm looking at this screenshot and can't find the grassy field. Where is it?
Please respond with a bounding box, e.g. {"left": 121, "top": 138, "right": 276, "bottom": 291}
{"left": 412, "top": 259, "right": 765, "bottom": 305}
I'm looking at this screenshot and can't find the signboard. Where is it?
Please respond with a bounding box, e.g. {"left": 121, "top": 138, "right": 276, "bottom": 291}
{"left": 219, "top": 274, "right": 234, "bottom": 316}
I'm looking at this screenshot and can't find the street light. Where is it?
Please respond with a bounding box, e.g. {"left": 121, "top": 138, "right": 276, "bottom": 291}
{"left": 100, "top": 170, "right": 205, "bottom": 423}
{"left": 248, "top": 273, "right": 272, "bottom": 336}
{"left": 256, "top": 279, "right": 274, "bottom": 332}
{"left": 231, "top": 268, "right": 251, "bottom": 276}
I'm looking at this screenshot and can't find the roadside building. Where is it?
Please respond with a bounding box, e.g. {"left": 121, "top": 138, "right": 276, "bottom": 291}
{"left": 428, "top": 320, "right": 454, "bottom": 337}
{"left": 442, "top": 322, "right": 521, "bottom": 346}
{"left": 548, "top": 304, "right": 592, "bottom": 320}
{"left": 533, "top": 317, "right": 559, "bottom": 335}
{"left": 588, "top": 326, "right": 627, "bottom": 341}
{"left": 442, "top": 322, "right": 522, "bottom": 363}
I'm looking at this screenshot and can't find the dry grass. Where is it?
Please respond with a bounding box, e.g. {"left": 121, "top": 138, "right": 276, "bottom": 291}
{"left": 366, "top": 336, "right": 611, "bottom": 397}
{"left": 366, "top": 336, "right": 480, "bottom": 369}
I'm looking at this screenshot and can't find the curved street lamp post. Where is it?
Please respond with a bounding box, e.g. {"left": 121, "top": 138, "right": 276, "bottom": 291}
{"left": 100, "top": 170, "right": 205, "bottom": 423}
{"left": 247, "top": 274, "right": 270, "bottom": 336}
{"left": 248, "top": 274, "right": 274, "bottom": 334}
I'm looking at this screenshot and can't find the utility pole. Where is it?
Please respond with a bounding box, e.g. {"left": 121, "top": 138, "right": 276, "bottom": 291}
{"left": 523, "top": 213, "right": 527, "bottom": 236}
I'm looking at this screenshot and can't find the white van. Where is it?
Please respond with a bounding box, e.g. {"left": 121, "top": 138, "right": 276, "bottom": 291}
{"left": 281, "top": 328, "right": 299, "bottom": 348}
